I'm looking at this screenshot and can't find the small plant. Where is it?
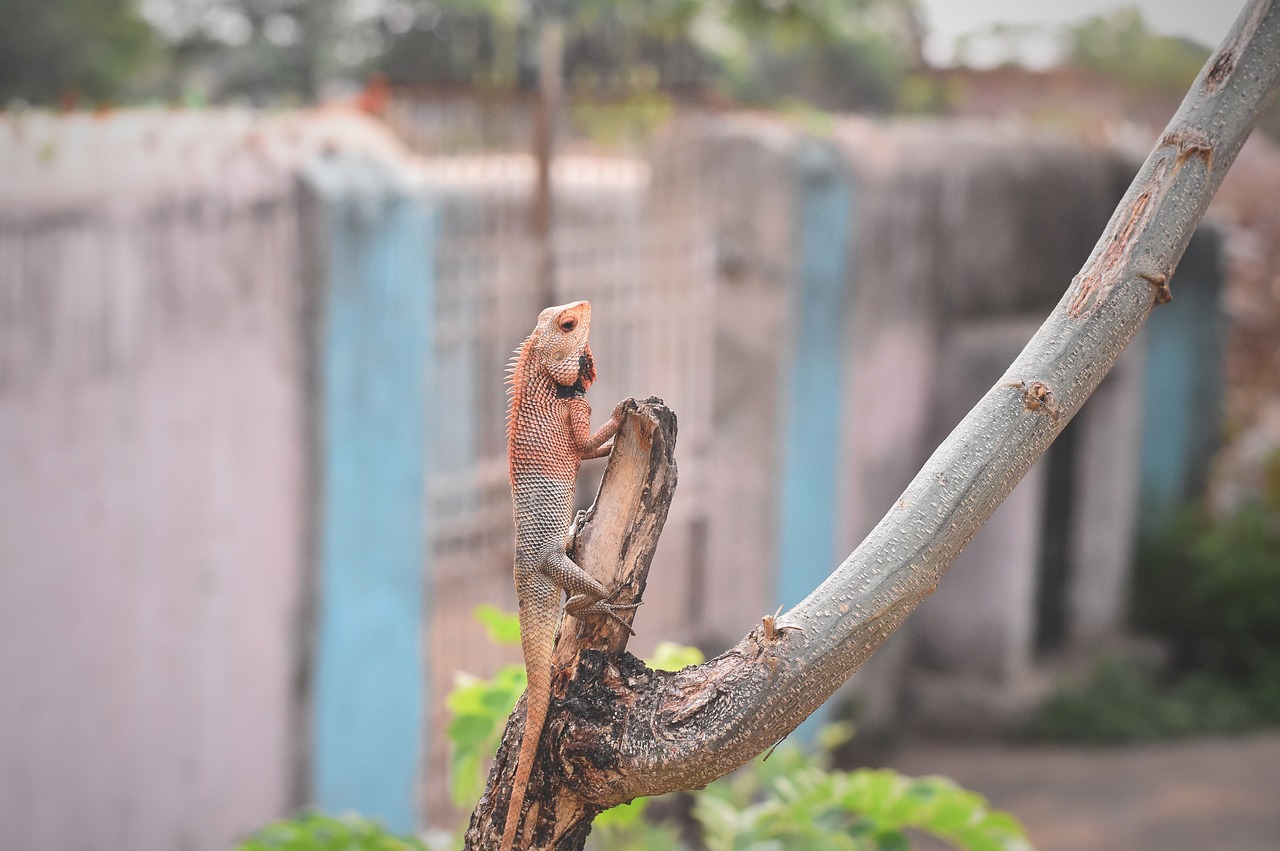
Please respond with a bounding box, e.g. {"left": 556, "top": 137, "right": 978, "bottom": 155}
{"left": 236, "top": 812, "right": 427, "bottom": 851}
{"left": 445, "top": 605, "right": 529, "bottom": 812}
{"left": 692, "top": 724, "right": 1030, "bottom": 851}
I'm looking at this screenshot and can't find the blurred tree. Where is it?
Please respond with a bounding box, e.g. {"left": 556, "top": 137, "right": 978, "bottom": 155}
{"left": 379, "top": 1, "right": 525, "bottom": 88}
{"left": 0, "top": 0, "right": 921, "bottom": 110}
{"left": 144, "top": 0, "right": 343, "bottom": 103}
{"left": 698, "top": 0, "right": 919, "bottom": 111}
{"left": 0, "top": 0, "right": 160, "bottom": 105}
{"left": 1062, "top": 8, "right": 1209, "bottom": 91}
{"left": 377, "top": 0, "right": 920, "bottom": 112}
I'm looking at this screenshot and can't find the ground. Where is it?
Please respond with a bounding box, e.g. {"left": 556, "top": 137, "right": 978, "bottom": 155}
{"left": 888, "top": 732, "right": 1280, "bottom": 850}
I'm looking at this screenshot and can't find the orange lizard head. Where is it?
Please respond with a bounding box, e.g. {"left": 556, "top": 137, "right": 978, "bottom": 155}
{"left": 530, "top": 300, "right": 596, "bottom": 390}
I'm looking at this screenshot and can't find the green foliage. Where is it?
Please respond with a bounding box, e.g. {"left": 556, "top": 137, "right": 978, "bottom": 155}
{"left": 1061, "top": 8, "right": 1209, "bottom": 92}
{"left": 695, "top": 0, "right": 914, "bottom": 113}
{"left": 446, "top": 663, "right": 527, "bottom": 810}
{"left": 1031, "top": 654, "right": 1280, "bottom": 745}
{"left": 648, "top": 639, "right": 706, "bottom": 672}
{"left": 1132, "top": 502, "right": 1280, "bottom": 682}
{"left": 0, "top": 0, "right": 160, "bottom": 104}
{"left": 236, "top": 812, "right": 426, "bottom": 851}
{"left": 693, "top": 725, "right": 1030, "bottom": 851}
{"left": 385, "top": 0, "right": 917, "bottom": 114}
{"left": 474, "top": 603, "right": 524, "bottom": 647}
{"left": 1, "top": 0, "right": 922, "bottom": 111}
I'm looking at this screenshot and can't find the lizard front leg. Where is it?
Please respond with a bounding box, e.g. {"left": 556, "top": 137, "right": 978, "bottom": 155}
{"left": 541, "top": 548, "right": 640, "bottom": 635}
{"left": 568, "top": 398, "right": 633, "bottom": 460}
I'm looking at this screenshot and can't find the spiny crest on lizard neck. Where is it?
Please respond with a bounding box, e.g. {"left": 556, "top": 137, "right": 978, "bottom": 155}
{"left": 506, "top": 300, "right": 598, "bottom": 429}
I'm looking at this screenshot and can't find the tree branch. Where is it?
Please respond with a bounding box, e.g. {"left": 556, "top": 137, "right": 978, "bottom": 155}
{"left": 467, "top": 1, "right": 1280, "bottom": 846}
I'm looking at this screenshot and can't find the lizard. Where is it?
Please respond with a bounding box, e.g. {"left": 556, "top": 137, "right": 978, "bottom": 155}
{"left": 500, "top": 300, "right": 638, "bottom": 851}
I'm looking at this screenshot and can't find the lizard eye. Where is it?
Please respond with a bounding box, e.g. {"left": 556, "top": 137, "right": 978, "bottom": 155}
{"left": 559, "top": 318, "right": 577, "bottom": 332}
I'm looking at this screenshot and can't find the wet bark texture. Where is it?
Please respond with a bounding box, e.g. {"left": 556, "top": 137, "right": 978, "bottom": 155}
{"left": 467, "top": 2, "right": 1280, "bottom": 847}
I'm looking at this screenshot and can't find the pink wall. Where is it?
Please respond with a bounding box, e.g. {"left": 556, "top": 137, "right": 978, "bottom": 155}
{"left": 0, "top": 186, "right": 308, "bottom": 850}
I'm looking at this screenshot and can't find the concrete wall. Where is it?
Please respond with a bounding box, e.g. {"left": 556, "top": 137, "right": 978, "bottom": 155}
{"left": 684, "top": 118, "right": 1153, "bottom": 733}
{"left": 829, "top": 121, "right": 1144, "bottom": 732}
{"left": 0, "top": 109, "right": 434, "bottom": 851}
{"left": 0, "top": 160, "right": 306, "bottom": 850}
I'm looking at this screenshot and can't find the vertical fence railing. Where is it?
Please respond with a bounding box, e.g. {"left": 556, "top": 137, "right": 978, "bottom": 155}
{"left": 413, "top": 151, "right": 718, "bottom": 819}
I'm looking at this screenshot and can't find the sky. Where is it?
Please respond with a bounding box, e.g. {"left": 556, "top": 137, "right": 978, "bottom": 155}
{"left": 918, "top": 0, "right": 1245, "bottom": 68}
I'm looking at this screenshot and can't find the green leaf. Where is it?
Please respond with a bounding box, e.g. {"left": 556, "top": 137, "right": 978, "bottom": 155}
{"left": 873, "top": 829, "right": 910, "bottom": 851}
{"left": 595, "top": 796, "right": 651, "bottom": 828}
{"left": 815, "top": 721, "right": 856, "bottom": 754}
{"left": 473, "top": 604, "right": 522, "bottom": 646}
{"left": 234, "top": 813, "right": 427, "bottom": 851}
{"left": 647, "top": 640, "right": 705, "bottom": 671}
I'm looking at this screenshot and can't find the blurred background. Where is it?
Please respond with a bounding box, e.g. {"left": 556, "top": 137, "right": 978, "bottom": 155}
{"left": 2, "top": 1, "right": 1279, "bottom": 849}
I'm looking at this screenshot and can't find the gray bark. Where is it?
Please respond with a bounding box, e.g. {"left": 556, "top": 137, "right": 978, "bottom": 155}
{"left": 467, "top": 1, "right": 1280, "bottom": 847}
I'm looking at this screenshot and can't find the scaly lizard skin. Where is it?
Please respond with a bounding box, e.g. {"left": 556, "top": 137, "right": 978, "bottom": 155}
{"left": 500, "top": 300, "right": 637, "bottom": 851}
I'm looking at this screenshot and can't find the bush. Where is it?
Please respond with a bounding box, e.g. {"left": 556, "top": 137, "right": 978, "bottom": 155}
{"left": 1034, "top": 497, "right": 1280, "bottom": 744}
{"left": 1132, "top": 502, "right": 1280, "bottom": 681}
{"left": 1031, "top": 653, "right": 1280, "bottom": 744}
{"left": 691, "top": 726, "right": 1031, "bottom": 851}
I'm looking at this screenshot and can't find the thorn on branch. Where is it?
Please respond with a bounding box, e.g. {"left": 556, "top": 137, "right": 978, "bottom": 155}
{"left": 761, "top": 605, "right": 803, "bottom": 642}
{"left": 1006, "top": 380, "right": 1060, "bottom": 423}
{"left": 1139, "top": 271, "right": 1173, "bottom": 305}
{"left": 762, "top": 734, "right": 790, "bottom": 761}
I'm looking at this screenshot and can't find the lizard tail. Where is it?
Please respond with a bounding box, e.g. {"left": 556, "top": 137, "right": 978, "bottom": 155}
{"left": 500, "top": 683, "right": 551, "bottom": 851}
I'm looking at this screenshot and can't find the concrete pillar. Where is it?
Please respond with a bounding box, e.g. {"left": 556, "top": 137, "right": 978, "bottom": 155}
{"left": 908, "top": 318, "right": 1047, "bottom": 731}
{"left": 1064, "top": 344, "right": 1146, "bottom": 646}
{"left": 301, "top": 153, "right": 437, "bottom": 832}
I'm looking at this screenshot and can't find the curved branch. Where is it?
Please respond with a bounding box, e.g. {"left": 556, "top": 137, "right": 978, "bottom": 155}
{"left": 467, "top": 1, "right": 1280, "bottom": 846}
{"left": 610, "top": 0, "right": 1280, "bottom": 801}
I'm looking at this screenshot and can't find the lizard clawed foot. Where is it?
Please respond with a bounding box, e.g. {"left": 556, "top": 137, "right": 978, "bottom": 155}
{"left": 603, "top": 607, "right": 638, "bottom": 636}
{"left": 604, "top": 583, "right": 638, "bottom": 604}
{"left": 566, "top": 591, "right": 642, "bottom": 636}
{"left": 578, "top": 601, "right": 639, "bottom": 636}
{"left": 601, "top": 593, "right": 642, "bottom": 636}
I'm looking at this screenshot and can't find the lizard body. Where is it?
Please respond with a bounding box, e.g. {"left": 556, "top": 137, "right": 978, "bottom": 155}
{"left": 500, "top": 300, "right": 636, "bottom": 851}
